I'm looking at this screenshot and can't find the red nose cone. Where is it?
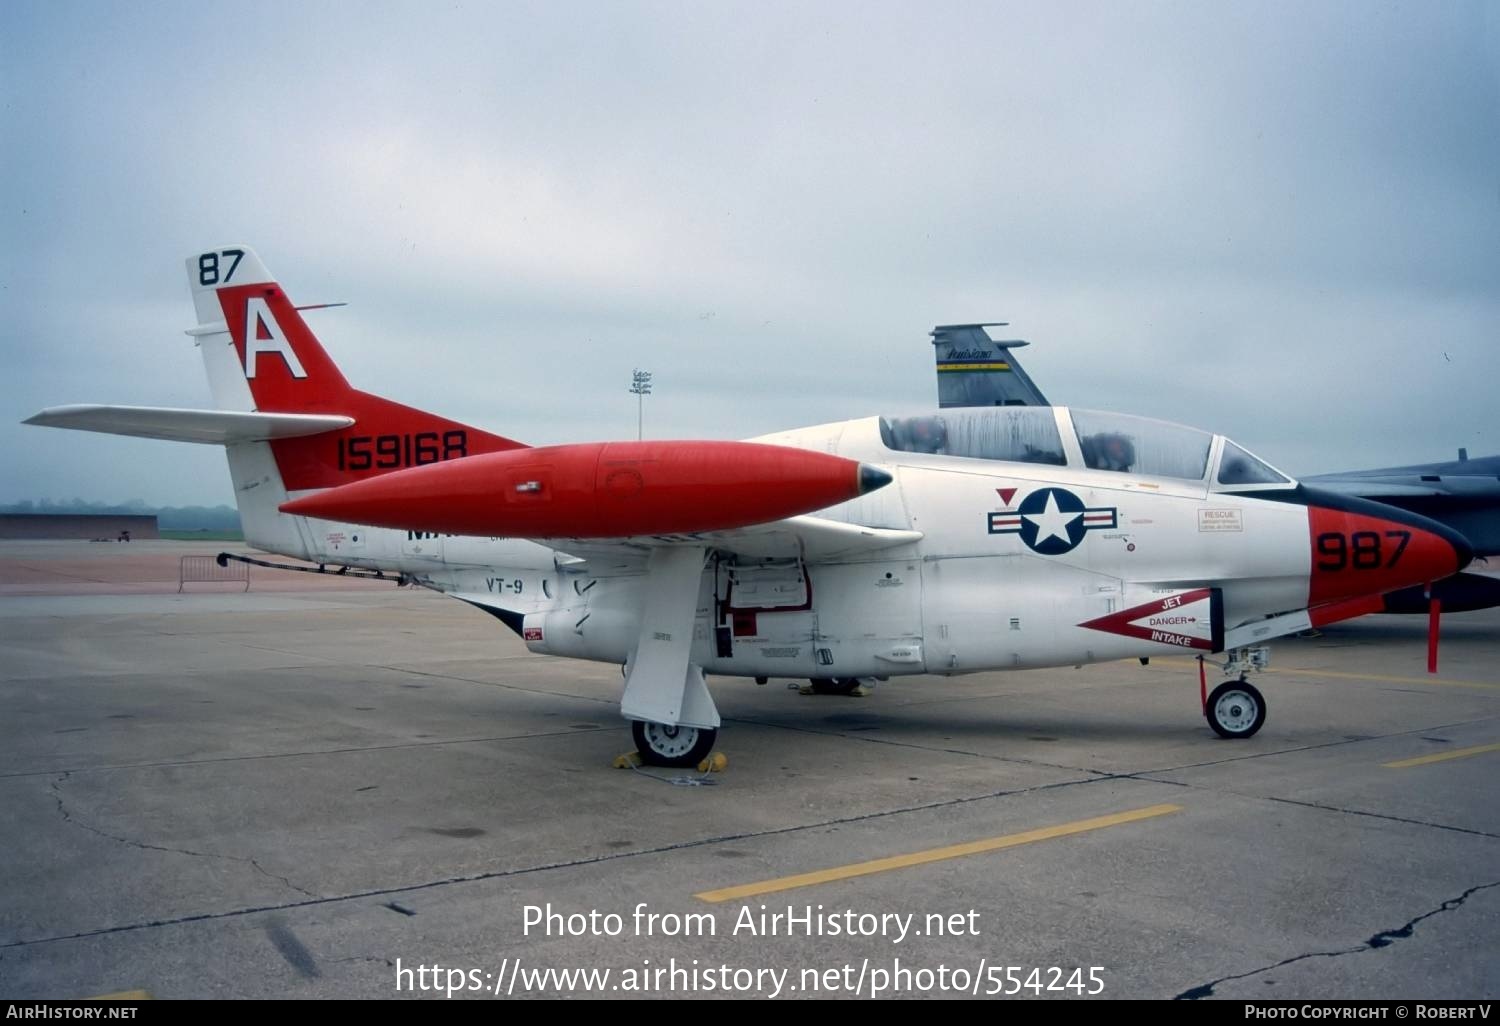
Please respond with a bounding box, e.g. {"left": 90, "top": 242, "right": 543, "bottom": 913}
{"left": 280, "top": 440, "right": 887, "bottom": 538}
{"left": 1307, "top": 501, "right": 1472, "bottom": 607}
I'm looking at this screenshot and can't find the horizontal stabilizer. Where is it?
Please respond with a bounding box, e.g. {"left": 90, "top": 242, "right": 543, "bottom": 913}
{"left": 24, "top": 405, "right": 354, "bottom": 445}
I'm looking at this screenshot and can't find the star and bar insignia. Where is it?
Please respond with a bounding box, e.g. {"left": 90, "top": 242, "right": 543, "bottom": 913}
{"left": 988, "top": 487, "right": 1118, "bottom": 555}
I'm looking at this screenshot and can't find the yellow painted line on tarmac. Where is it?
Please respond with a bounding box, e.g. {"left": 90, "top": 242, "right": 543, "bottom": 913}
{"left": 86, "top": 991, "right": 152, "bottom": 1000}
{"left": 694, "top": 803, "right": 1182, "bottom": 904}
{"left": 1265, "top": 667, "right": 1500, "bottom": 692}
{"left": 1149, "top": 658, "right": 1500, "bottom": 692}
{"left": 1382, "top": 743, "right": 1500, "bottom": 770}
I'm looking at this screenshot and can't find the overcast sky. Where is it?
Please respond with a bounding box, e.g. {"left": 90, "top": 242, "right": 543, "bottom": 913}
{"left": 3, "top": 1, "right": 1497, "bottom": 507}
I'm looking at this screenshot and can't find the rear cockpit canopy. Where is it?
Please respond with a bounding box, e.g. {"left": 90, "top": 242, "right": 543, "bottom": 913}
{"left": 879, "top": 406, "right": 1066, "bottom": 465}
{"left": 878, "top": 407, "right": 1291, "bottom": 487}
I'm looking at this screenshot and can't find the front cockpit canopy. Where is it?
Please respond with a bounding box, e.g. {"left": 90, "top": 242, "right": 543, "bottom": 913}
{"left": 1070, "top": 409, "right": 1212, "bottom": 479}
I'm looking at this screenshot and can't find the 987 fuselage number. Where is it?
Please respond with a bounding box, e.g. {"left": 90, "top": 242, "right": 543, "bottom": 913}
{"left": 338, "top": 431, "right": 468, "bottom": 472}
{"left": 1316, "top": 530, "right": 1410, "bottom": 572}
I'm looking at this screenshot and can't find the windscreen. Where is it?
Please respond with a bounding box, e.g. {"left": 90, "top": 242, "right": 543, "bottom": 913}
{"left": 1217, "top": 438, "right": 1290, "bottom": 486}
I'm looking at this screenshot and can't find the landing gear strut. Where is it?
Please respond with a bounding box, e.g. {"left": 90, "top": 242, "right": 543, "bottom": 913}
{"left": 631, "top": 720, "right": 718, "bottom": 767}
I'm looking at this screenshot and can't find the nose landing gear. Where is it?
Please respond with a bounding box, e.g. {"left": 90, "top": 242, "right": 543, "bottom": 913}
{"left": 1205, "top": 679, "right": 1266, "bottom": 739}
{"left": 1200, "top": 646, "right": 1270, "bottom": 739}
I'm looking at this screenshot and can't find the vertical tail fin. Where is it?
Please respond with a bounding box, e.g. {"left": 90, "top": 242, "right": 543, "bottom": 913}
{"left": 27, "top": 247, "right": 529, "bottom": 561}
{"left": 932, "top": 323, "right": 1050, "bottom": 408}
{"left": 188, "top": 246, "right": 526, "bottom": 493}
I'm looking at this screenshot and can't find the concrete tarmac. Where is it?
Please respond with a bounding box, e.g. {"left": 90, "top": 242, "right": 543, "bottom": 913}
{"left": 0, "top": 541, "right": 1496, "bottom": 999}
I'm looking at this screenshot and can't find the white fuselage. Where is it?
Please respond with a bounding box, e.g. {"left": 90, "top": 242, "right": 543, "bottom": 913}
{"left": 274, "top": 409, "right": 1314, "bottom": 680}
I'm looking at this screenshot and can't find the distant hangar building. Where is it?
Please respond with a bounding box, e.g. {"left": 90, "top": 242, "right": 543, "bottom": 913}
{"left": 0, "top": 514, "right": 160, "bottom": 540}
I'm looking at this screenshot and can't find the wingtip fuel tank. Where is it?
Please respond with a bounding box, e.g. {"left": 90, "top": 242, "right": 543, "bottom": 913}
{"left": 280, "top": 440, "right": 891, "bottom": 538}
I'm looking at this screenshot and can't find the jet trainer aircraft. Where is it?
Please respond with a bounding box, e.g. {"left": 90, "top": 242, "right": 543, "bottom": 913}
{"left": 25, "top": 250, "right": 1473, "bottom": 765}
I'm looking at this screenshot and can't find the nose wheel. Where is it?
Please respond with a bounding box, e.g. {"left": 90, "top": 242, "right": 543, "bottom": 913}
{"left": 1205, "top": 679, "right": 1266, "bottom": 739}
{"left": 631, "top": 720, "right": 718, "bottom": 767}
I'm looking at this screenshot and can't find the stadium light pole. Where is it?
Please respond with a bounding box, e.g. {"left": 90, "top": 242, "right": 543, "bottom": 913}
{"left": 630, "top": 369, "right": 652, "bottom": 440}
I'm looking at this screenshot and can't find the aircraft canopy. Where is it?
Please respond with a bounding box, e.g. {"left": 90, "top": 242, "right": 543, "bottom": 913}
{"left": 878, "top": 407, "right": 1291, "bottom": 486}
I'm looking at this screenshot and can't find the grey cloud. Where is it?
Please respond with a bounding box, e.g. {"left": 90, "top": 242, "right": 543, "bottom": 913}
{"left": 2, "top": 0, "right": 1495, "bottom": 505}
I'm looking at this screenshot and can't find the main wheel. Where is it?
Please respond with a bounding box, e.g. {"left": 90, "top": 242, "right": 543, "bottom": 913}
{"left": 1205, "top": 680, "right": 1266, "bottom": 739}
{"left": 807, "top": 677, "right": 863, "bottom": 695}
{"left": 631, "top": 720, "right": 718, "bottom": 767}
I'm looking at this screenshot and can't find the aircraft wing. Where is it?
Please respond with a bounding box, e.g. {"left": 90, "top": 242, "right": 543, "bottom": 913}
{"left": 1302, "top": 480, "right": 1461, "bottom": 499}
{"left": 1303, "top": 455, "right": 1500, "bottom": 501}
{"left": 24, "top": 405, "right": 354, "bottom": 444}
{"left": 542, "top": 515, "right": 924, "bottom": 570}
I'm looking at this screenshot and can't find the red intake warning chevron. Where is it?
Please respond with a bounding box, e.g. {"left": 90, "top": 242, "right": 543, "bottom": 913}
{"left": 1078, "top": 588, "right": 1222, "bottom": 651}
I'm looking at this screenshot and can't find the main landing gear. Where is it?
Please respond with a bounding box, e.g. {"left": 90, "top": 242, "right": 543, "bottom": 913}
{"left": 804, "top": 677, "right": 867, "bottom": 696}
{"left": 632, "top": 720, "right": 719, "bottom": 768}
{"left": 1202, "top": 646, "right": 1270, "bottom": 740}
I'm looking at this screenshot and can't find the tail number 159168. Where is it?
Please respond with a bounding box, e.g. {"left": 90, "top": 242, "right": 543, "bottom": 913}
{"left": 337, "top": 431, "right": 468, "bottom": 471}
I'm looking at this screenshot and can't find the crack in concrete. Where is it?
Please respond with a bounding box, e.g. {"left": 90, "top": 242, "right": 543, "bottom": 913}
{"left": 1259, "top": 795, "right": 1500, "bottom": 841}
{"left": 1174, "top": 881, "right": 1500, "bottom": 999}
{"left": 1, "top": 724, "right": 613, "bottom": 781}
{"left": 328, "top": 955, "right": 395, "bottom": 968}
{"left": 732, "top": 708, "right": 1500, "bottom": 784}
{"left": 5, "top": 769, "right": 1115, "bottom": 950}
{"left": 1116, "top": 775, "right": 1500, "bottom": 841}
{"left": 48, "top": 772, "right": 318, "bottom": 900}
{"left": 373, "top": 663, "right": 619, "bottom": 705}
{"left": 725, "top": 712, "right": 1121, "bottom": 777}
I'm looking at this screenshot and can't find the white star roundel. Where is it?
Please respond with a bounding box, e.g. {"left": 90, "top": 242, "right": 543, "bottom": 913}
{"left": 987, "top": 487, "right": 1118, "bottom": 555}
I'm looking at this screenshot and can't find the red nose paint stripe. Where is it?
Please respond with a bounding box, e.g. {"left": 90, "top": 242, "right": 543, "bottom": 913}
{"left": 1307, "top": 505, "right": 1464, "bottom": 605}
{"left": 1307, "top": 593, "right": 1387, "bottom": 629}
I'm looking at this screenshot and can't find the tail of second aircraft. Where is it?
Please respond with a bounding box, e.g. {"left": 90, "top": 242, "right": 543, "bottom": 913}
{"left": 932, "top": 323, "right": 1050, "bottom": 408}
{"left": 27, "top": 246, "right": 526, "bottom": 557}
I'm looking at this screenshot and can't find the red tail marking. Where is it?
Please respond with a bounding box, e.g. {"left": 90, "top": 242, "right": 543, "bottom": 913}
{"left": 216, "top": 281, "right": 525, "bottom": 491}
{"left": 219, "top": 283, "right": 348, "bottom": 406}
{"left": 997, "top": 487, "right": 1017, "bottom": 506}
